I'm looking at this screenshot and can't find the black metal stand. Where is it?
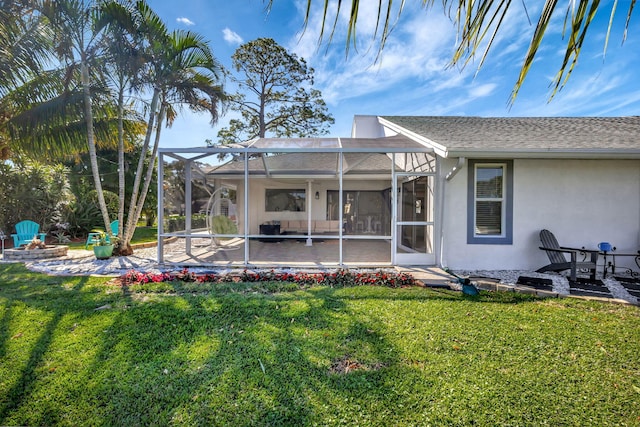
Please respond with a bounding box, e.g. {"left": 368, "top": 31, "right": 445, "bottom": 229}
{"left": 606, "top": 250, "right": 640, "bottom": 278}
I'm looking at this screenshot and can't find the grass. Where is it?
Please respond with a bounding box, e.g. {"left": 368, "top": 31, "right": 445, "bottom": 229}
{"left": 64, "top": 226, "right": 157, "bottom": 250}
{"left": 0, "top": 263, "right": 639, "bottom": 426}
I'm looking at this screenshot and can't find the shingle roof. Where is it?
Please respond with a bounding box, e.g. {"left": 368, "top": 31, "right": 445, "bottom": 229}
{"left": 380, "top": 116, "right": 640, "bottom": 157}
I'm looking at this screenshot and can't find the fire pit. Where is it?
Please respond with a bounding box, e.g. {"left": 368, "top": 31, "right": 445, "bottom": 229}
{"left": 4, "top": 245, "right": 69, "bottom": 261}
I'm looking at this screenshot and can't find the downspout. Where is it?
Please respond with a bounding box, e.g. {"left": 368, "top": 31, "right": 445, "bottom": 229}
{"left": 439, "top": 157, "right": 466, "bottom": 268}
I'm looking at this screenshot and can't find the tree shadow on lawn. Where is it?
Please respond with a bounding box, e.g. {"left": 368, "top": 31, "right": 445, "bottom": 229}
{"left": 83, "top": 289, "right": 554, "bottom": 425}
{"left": 0, "top": 269, "right": 551, "bottom": 426}
{"left": 0, "top": 264, "right": 114, "bottom": 425}
{"left": 70, "top": 286, "right": 407, "bottom": 426}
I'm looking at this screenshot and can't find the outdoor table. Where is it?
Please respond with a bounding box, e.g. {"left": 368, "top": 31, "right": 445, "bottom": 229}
{"left": 600, "top": 249, "right": 640, "bottom": 278}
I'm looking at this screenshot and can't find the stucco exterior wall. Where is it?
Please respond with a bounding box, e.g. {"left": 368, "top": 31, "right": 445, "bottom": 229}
{"left": 441, "top": 158, "right": 640, "bottom": 271}
{"left": 244, "top": 178, "right": 391, "bottom": 234}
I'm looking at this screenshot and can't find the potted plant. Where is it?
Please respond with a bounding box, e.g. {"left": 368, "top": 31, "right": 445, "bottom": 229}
{"left": 91, "top": 230, "right": 117, "bottom": 259}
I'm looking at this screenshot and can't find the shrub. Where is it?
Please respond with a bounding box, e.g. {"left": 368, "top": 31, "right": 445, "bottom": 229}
{"left": 0, "top": 161, "right": 72, "bottom": 235}
{"left": 164, "top": 214, "right": 207, "bottom": 232}
{"left": 63, "top": 198, "right": 101, "bottom": 238}
{"left": 120, "top": 268, "right": 418, "bottom": 289}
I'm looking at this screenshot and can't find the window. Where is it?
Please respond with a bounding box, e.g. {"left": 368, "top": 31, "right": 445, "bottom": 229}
{"left": 265, "top": 189, "right": 306, "bottom": 212}
{"left": 467, "top": 160, "right": 513, "bottom": 244}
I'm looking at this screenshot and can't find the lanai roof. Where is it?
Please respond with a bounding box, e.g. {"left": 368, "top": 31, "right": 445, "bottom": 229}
{"left": 379, "top": 116, "right": 640, "bottom": 158}
{"left": 241, "top": 134, "right": 427, "bottom": 152}
{"left": 200, "top": 134, "right": 434, "bottom": 177}
{"left": 204, "top": 152, "right": 400, "bottom": 176}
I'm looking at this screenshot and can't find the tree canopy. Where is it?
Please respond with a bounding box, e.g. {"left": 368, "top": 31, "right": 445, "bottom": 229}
{"left": 1, "top": 0, "right": 225, "bottom": 252}
{"left": 216, "top": 37, "right": 333, "bottom": 145}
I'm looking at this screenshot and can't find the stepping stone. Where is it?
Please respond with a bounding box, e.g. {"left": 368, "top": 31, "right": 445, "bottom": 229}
{"left": 516, "top": 276, "right": 553, "bottom": 291}
{"left": 617, "top": 281, "right": 640, "bottom": 291}
{"left": 623, "top": 288, "right": 640, "bottom": 298}
{"left": 569, "top": 282, "right": 609, "bottom": 293}
{"left": 569, "top": 277, "right": 612, "bottom": 297}
{"left": 569, "top": 288, "right": 613, "bottom": 298}
{"left": 572, "top": 277, "right": 605, "bottom": 286}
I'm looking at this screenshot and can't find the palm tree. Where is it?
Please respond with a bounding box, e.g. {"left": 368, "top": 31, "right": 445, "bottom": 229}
{"left": 1, "top": 1, "right": 140, "bottom": 163}
{"left": 96, "top": 0, "right": 144, "bottom": 242}
{"left": 4, "top": 0, "right": 223, "bottom": 252}
{"left": 116, "top": 1, "right": 225, "bottom": 251}
{"left": 39, "top": 0, "right": 114, "bottom": 232}
{"left": 281, "top": 0, "right": 637, "bottom": 102}
{"left": 0, "top": 0, "right": 52, "bottom": 159}
{"left": 0, "top": 0, "right": 52, "bottom": 96}
{"left": 2, "top": 67, "right": 127, "bottom": 159}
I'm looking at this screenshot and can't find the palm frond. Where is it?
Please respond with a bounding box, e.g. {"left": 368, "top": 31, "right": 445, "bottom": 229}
{"left": 297, "top": 0, "right": 636, "bottom": 103}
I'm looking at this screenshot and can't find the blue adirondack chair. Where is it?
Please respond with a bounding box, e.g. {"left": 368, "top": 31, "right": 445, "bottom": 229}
{"left": 85, "top": 220, "right": 119, "bottom": 249}
{"left": 11, "top": 220, "right": 47, "bottom": 247}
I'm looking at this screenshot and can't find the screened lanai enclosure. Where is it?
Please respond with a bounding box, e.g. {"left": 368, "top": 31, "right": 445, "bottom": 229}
{"left": 157, "top": 136, "right": 437, "bottom": 267}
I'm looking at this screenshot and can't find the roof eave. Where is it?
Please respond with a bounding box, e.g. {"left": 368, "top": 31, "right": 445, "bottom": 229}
{"left": 446, "top": 149, "right": 640, "bottom": 159}
{"left": 378, "top": 117, "right": 449, "bottom": 157}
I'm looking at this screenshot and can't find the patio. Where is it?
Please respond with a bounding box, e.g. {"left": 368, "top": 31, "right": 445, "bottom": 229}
{"left": 161, "top": 236, "right": 393, "bottom": 267}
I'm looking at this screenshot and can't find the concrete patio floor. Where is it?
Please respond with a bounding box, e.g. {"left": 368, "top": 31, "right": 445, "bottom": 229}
{"left": 162, "top": 237, "right": 395, "bottom": 267}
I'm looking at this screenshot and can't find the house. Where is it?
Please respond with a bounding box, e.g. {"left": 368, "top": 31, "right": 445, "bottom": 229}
{"left": 157, "top": 116, "right": 640, "bottom": 271}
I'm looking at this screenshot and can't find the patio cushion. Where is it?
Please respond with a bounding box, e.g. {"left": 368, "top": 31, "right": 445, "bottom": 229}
{"left": 281, "top": 220, "right": 305, "bottom": 233}
{"left": 279, "top": 220, "right": 341, "bottom": 234}
{"left": 315, "top": 220, "right": 340, "bottom": 233}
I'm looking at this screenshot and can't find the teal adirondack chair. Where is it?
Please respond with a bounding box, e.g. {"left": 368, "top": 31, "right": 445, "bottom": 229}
{"left": 11, "top": 220, "right": 47, "bottom": 247}
{"left": 85, "top": 220, "right": 119, "bottom": 249}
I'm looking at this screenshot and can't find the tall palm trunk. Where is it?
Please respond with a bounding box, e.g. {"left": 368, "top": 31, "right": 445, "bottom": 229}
{"left": 116, "top": 78, "right": 125, "bottom": 239}
{"left": 127, "top": 101, "right": 165, "bottom": 243}
{"left": 81, "top": 58, "right": 111, "bottom": 232}
{"left": 122, "top": 87, "right": 160, "bottom": 246}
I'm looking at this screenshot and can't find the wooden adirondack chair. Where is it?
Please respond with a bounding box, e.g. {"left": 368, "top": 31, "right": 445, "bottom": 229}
{"left": 536, "top": 229, "right": 598, "bottom": 281}
{"left": 11, "top": 220, "right": 47, "bottom": 247}
{"left": 85, "top": 220, "right": 119, "bottom": 249}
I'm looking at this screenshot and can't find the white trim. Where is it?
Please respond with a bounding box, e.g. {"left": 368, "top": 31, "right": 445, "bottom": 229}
{"left": 473, "top": 162, "right": 507, "bottom": 239}
{"left": 377, "top": 117, "right": 450, "bottom": 158}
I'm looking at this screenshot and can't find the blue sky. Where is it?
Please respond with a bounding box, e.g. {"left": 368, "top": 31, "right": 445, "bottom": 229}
{"left": 147, "top": 0, "right": 640, "bottom": 149}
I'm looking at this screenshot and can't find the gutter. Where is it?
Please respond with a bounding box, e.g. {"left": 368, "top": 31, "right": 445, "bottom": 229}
{"left": 446, "top": 149, "right": 640, "bottom": 160}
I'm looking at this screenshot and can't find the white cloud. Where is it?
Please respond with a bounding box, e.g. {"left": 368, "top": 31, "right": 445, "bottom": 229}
{"left": 297, "top": 6, "right": 465, "bottom": 105}
{"left": 222, "top": 28, "right": 244, "bottom": 45}
{"left": 176, "top": 17, "right": 195, "bottom": 26}
{"left": 469, "top": 83, "right": 498, "bottom": 98}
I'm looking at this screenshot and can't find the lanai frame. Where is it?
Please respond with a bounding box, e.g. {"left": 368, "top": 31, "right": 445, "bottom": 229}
{"left": 156, "top": 136, "right": 436, "bottom": 267}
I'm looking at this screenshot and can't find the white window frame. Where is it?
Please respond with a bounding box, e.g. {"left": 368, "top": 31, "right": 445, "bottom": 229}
{"left": 474, "top": 163, "right": 506, "bottom": 238}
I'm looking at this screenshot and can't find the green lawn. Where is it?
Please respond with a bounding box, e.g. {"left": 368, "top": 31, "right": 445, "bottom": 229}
{"left": 1, "top": 263, "right": 639, "bottom": 426}
{"left": 65, "top": 226, "right": 157, "bottom": 249}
